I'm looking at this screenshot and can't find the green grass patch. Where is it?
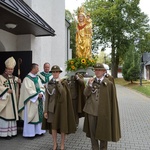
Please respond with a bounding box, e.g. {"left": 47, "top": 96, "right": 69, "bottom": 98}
{"left": 132, "top": 85, "right": 150, "bottom": 96}
{"left": 114, "top": 78, "right": 150, "bottom": 97}
{"left": 114, "top": 78, "right": 130, "bottom": 86}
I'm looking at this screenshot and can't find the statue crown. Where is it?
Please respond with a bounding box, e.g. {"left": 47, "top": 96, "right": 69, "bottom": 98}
{"left": 77, "top": 6, "right": 85, "bottom": 15}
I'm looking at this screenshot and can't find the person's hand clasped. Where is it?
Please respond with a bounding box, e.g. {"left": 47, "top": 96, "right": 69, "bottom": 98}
{"left": 75, "top": 74, "right": 79, "bottom": 80}
{"left": 17, "top": 79, "right": 21, "bottom": 84}
{"left": 38, "top": 93, "right": 43, "bottom": 99}
{"left": 44, "top": 112, "right": 48, "bottom": 119}
{"left": 56, "top": 78, "right": 61, "bottom": 83}
{"left": 7, "top": 89, "right": 13, "bottom": 94}
{"left": 88, "top": 78, "right": 94, "bottom": 85}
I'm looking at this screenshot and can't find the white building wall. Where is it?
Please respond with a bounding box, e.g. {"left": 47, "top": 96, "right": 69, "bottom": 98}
{"left": 65, "top": 20, "right": 72, "bottom": 61}
{"left": 65, "top": 23, "right": 68, "bottom": 64}
{"left": 0, "top": 0, "right": 66, "bottom": 77}
{"left": 23, "top": 0, "right": 31, "bottom": 6}
{"left": 17, "top": 35, "right": 32, "bottom": 51}
{"left": 0, "top": 29, "right": 17, "bottom": 51}
{"left": 23, "top": 0, "right": 53, "bottom": 71}
{"left": 24, "top": 0, "right": 66, "bottom": 76}
{"left": 50, "top": 0, "right": 66, "bottom": 76}
{"left": 67, "top": 30, "right": 72, "bottom": 60}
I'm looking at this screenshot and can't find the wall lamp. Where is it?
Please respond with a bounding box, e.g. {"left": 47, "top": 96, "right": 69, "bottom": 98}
{"left": 5, "top": 23, "right": 17, "bottom": 29}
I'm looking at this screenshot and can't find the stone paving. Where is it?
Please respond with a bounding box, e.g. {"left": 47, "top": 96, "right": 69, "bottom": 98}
{"left": 1, "top": 85, "right": 150, "bottom": 150}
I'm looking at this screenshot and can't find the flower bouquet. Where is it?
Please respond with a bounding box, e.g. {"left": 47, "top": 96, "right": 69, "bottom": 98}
{"left": 66, "top": 57, "right": 96, "bottom": 71}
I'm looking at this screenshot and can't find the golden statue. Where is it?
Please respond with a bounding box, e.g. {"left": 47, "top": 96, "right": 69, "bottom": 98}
{"left": 76, "top": 6, "right": 93, "bottom": 58}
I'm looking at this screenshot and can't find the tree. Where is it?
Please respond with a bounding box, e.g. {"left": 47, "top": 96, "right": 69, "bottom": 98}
{"left": 83, "top": 0, "right": 150, "bottom": 78}
{"left": 122, "top": 45, "right": 140, "bottom": 83}
{"left": 97, "top": 51, "right": 111, "bottom": 66}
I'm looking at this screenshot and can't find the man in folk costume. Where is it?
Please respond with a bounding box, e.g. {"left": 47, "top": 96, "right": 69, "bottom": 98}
{"left": 18, "top": 63, "right": 46, "bottom": 137}
{"left": 42, "top": 65, "right": 76, "bottom": 150}
{"left": 83, "top": 63, "right": 121, "bottom": 150}
{"left": 0, "top": 57, "right": 21, "bottom": 138}
{"left": 38, "top": 62, "right": 52, "bottom": 87}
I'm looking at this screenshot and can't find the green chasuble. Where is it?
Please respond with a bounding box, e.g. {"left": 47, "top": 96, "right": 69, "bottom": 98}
{"left": 27, "top": 75, "right": 43, "bottom": 123}
{"left": 38, "top": 72, "right": 52, "bottom": 84}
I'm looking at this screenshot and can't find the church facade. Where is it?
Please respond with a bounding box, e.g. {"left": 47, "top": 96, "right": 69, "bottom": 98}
{"left": 0, "top": 0, "right": 70, "bottom": 78}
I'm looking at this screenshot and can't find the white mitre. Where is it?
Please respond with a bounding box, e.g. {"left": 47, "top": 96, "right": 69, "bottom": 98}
{"left": 5, "top": 56, "right": 16, "bottom": 68}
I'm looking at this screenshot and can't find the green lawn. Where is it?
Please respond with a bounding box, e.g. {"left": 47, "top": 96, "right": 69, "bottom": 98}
{"left": 132, "top": 85, "right": 150, "bottom": 96}
{"left": 115, "top": 78, "right": 150, "bottom": 97}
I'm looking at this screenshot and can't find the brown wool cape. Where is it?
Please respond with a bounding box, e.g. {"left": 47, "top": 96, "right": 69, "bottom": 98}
{"left": 83, "top": 78, "right": 121, "bottom": 142}
{"left": 42, "top": 79, "right": 76, "bottom": 134}
{"left": 75, "top": 78, "right": 85, "bottom": 117}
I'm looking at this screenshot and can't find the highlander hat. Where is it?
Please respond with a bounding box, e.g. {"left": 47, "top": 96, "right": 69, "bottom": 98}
{"left": 93, "top": 63, "right": 106, "bottom": 70}
{"left": 5, "top": 56, "right": 16, "bottom": 68}
{"left": 50, "top": 65, "right": 62, "bottom": 73}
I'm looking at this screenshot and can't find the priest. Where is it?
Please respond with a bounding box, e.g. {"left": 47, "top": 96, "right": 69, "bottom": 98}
{"left": 38, "top": 62, "right": 52, "bottom": 87}
{"left": 18, "top": 63, "right": 46, "bottom": 137}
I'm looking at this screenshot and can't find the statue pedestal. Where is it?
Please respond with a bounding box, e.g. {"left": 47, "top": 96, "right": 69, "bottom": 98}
{"left": 66, "top": 67, "right": 95, "bottom": 77}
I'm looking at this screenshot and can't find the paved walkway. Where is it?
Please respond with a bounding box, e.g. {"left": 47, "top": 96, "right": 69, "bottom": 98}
{"left": 1, "top": 85, "right": 150, "bottom": 150}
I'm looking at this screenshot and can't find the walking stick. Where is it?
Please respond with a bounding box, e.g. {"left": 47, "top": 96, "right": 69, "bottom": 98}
{"left": 17, "top": 58, "right": 22, "bottom": 128}
{"left": 17, "top": 58, "right": 22, "bottom": 99}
